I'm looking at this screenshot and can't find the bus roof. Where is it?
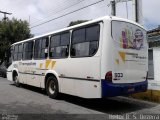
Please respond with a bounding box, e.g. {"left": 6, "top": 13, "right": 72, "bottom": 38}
{"left": 11, "top": 16, "right": 145, "bottom": 46}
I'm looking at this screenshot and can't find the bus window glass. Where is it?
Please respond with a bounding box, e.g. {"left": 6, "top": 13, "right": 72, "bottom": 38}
{"left": 13, "top": 44, "right": 22, "bottom": 61}
{"left": 19, "top": 44, "right": 23, "bottom": 52}
{"left": 71, "top": 24, "right": 100, "bottom": 57}
{"left": 50, "top": 32, "right": 70, "bottom": 58}
{"left": 72, "top": 42, "right": 90, "bottom": 57}
{"left": 18, "top": 44, "right": 23, "bottom": 60}
{"left": 34, "top": 37, "right": 48, "bottom": 59}
{"left": 51, "top": 35, "right": 60, "bottom": 47}
{"left": 34, "top": 39, "right": 41, "bottom": 59}
{"left": 23, "top": 41, "right": 33, "bottom": 60}
{"left": 86, "top": 25, "right": 100, "bottom": 42}
{"left": 89, "top": 41, "right": 98, "bottom": 55}
{"left": 42, "top": 38, "right": 47, "bottom": 48}
{"left": 112, "top": 21, "right": 147, "bottom": 50}
{"left": 61, "top": 33, "right": 70, "bottom": 46}
{"left": 14, "top": 45, "right": 19, "bottom": 53}
{"left": 13, "top": 45, "right": 18, "bottom": 60}
{"left": 41, "top": 38, "right": 48, "bottom": 58}
{"left": 41, "top": 39, "right": 46, "bottom": 58}
{"left": 72, "top": 28, "right": 85, "bottom": 44}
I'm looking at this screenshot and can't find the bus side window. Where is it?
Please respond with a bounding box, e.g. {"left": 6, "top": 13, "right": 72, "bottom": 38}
{"left": 34, "top": 37, "right": 48, "bottom": 59}
{"left": 23, "top": 41, "right": 33, "bottom": 60}
{"left": 86, "top": 25, "right": 100, "bottom": 55}
{"left": 18, "top": 44, "right": 23, "bottom": 60}
{"left": 13, "top": 44, "right": 22, "bottom": 61}
{"left": 50, "top": 32, "right": 70, "bottom": 59}
{"left": 71, "top": 24, "right": 100, "bottom": 57}
{"left": 13, "top": 45, "right": 19, "bottom": 61}
{"left": 44, "top": 37, "right": 49, "bottom": 58}
{"left": 71, "top": 28, "right": 86, "bottom": 57}
{"left": 61, "top": 33, "right": 70, "bottom": 57}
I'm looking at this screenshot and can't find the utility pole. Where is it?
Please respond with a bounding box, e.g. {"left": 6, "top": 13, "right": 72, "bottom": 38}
{"left": 110, "top": 0, "right": 142, "bottom": 24}
{"left": 111, "top": 0, "right": 116, "bottom": 16}
{"left": 0, "top": 10, "right": 12, "bottom": 21}
{"left": 133, "top": 0, "right": 142, "bottom": 24}
{"left": 110, "top": 0, "right": 132, "bottom": 16}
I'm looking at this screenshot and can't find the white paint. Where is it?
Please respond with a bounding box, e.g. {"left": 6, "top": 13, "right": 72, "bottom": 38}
{"left": 111, "top": 20, "right": 148, "bottom": 83}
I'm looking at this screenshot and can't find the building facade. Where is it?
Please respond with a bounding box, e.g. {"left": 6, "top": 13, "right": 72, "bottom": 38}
{"left": 147, "top": 26, "right": 160, "bottom": 91}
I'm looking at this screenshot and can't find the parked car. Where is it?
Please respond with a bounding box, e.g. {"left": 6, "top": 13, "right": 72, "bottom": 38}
{"left": 0, "top": 61, "right": 7, "bottom": 78}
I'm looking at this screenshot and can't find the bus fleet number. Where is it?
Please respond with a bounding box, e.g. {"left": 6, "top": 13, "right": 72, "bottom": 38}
{"left": 115, "top": 73, "right": 123, "bottom": 78}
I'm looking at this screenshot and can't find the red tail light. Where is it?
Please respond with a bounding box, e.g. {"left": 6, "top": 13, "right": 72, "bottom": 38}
{"left": 105, "top": 71, "right": 112, "bottom": 82}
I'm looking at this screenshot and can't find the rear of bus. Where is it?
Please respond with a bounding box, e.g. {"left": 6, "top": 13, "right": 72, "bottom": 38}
{"left": 101, "top": 18, "right": 148, "bottom": 97}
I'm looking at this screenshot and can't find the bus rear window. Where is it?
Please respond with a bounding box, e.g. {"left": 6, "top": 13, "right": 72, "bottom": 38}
{"left": 112, "top": 21, "right": 147, "bottom": 50}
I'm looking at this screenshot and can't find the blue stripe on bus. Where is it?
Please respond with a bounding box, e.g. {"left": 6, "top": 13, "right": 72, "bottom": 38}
{"left": 101, "top": 80, "right": 148, "bottom": 97}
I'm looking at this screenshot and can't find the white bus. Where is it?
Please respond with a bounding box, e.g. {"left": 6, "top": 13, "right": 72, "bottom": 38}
{"left": 6, "top": 16, "right": 148, "bottom": 99}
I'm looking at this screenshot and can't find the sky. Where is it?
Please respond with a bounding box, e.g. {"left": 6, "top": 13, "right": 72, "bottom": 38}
{"left": 0, "top": 0, "right": 159, "bottom": 36}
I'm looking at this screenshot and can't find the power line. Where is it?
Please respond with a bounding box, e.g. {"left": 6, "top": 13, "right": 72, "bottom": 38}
{"left": 23, "top": 0, "right": 77, "bottom": 24}
{"left": 30, "top": 0, "right": 104, "bottom": 29}
{"left": 34, "top": 3, "right": 107, "bottom": 35}
{"left": 44, "top": 0, "right": 84, "bottom": 16}
{"left": 30, "top": 0, "right": 86, "bottom": 26}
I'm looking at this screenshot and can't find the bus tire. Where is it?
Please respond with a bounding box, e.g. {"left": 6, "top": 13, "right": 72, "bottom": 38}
{"left": 46, "top": 76, "right": 59, "bottom": 99}
{"left": 14, "top": 74, "right": 20, "bottom": 87}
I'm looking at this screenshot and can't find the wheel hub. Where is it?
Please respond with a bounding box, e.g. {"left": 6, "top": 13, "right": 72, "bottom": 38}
{"left": 49, "top": 81, "right": 56, "bottom": 94}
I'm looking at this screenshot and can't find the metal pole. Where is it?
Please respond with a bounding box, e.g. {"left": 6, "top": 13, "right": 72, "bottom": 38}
{"left": 132, "top": 0, "right": 140, "bottom": 23}
{"left": 135, "top": 0, "right": 139, "bottom": 23}
{"left": 111, "top": 0, "right": 116, "bottom": 16}
{"left": 126, "top": 2, "right": 128, "bottom": 19}
{"left": 132, "top": 0, "right": 136, "bottom": 22}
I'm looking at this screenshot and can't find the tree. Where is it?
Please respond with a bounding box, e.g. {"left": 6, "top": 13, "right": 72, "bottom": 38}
{"left": 0, "top": 18, "right": 33, "bottom": 61}
{"left": 68, "top": 20, "right": 89, "bottom": 27}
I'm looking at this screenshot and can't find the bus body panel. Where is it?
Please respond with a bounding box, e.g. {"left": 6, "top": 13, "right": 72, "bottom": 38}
{"left": 101, "top": 19, "right": 148, "bottom": 97}
{"left": 54, "top": 57, "right": 101, "bottom": 98}
{"left": 7, "top": 71, "right": 13, "bottom": 81}
{"left": 7, "top": 66, "right": 13, "bottom": 81}
{"left": 111, "top": 20, "right": 148, "bottom": 84}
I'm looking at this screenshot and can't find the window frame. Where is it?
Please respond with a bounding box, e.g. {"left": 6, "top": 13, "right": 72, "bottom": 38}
{"left": 70, "top": 23, "right": 100, "bottom": 58}
{"left": 49, "top": 31, "right": 70, "bottom": 59}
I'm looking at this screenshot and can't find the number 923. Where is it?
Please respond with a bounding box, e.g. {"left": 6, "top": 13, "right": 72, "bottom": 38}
{"left": 114, "top": 73, "right": 123, "bottom": 78}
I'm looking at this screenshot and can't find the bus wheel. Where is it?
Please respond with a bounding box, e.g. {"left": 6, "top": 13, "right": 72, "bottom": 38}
{"left": 14, "top": 75, "right": 20, "bottom": 87}
{"left": 46, "top": 76, "right": 59, "bottom": 99}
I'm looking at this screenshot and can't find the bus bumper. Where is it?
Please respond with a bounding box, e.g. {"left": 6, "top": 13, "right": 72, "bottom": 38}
{"left": 101, "top": 80, "right": 148, "bottom": 97}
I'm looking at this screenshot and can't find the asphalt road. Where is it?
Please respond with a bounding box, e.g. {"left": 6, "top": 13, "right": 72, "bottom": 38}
{"left": 0, "top": 77, "right": 160, "bottom": 119}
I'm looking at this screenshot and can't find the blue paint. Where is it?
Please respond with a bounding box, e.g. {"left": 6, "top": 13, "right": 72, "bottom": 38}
{"left": 101, "top": 80, "right": 148, "bottom": 97}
